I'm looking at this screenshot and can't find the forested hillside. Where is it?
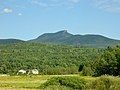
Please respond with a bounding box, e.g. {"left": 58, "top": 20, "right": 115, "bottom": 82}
{"left": 0, "top": 39, "right": 24, "bottom": 44}
{"left": 0, "top": 42, "right": 120, "bottom": 76}
{"left": 0, "top": 42, "right": 101, "bottom": 75}
{"left": 30, "top": 30, "right": 120, "bottom": 47}
{"left": 0, "top": 31, "right": 120, "bottom": 48}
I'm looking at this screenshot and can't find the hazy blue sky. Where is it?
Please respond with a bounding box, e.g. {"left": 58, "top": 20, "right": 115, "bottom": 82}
{"left": 0, "top": 0, "right": 120, "bottom": 40}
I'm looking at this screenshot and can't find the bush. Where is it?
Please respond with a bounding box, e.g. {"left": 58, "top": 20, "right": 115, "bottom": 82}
{"left": 45, "top": 85, "right": 72, "bottom": 90}
{"left": 90, "top": 76, "right": 112, "bottom": 90}
{"left": 40, "top": 76, "right": 86, "bottom": 90}
{"left": 82, "top": 66, "right": 94, "bottom": 76}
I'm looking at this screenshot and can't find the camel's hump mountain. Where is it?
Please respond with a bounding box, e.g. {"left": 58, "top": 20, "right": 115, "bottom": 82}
{"left": 30, "top": 30, "right": 120, "bottom": 47}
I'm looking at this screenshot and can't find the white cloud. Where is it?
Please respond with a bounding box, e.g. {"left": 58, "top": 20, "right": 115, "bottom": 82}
{"left": 0, "top": 0, "right": 81, "bottom": 12}
{"left": 1, "top": 0, "right": 120, "bottom": 15}
{"left": 31, "top": 0, "right": 48, "bottom": 7}
{"left": 3, "top": 8, "right": 13, "bottom": 13}
{"left": 18, "top": 13, "right": 22, "bottom": 16}
{"left": 30, "top": 0, "right": 80, "bottom": 8}
{"left": 92, "top": 0, "right": 120, "bottom": 13}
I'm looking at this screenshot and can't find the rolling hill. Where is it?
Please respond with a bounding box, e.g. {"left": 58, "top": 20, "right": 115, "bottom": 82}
{"left": 30, "top": 30, "right": 120, "bottom": 47}
{"left": 0, "top": 39, "right": 24, "bottom": 44}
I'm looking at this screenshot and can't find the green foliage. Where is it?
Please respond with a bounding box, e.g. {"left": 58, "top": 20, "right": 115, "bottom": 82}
{"left": 40, "top": 76, "right": 86, "bottom": 90}
{"left": 44, "top": 85, "right": 72, "bottom": 90}
{"left": 94, "top": 46, "right": 120, "bottom": 76}
{"left": 0, "top": 42, "right": 100, "bottom": 75}
{"left": 89, "top": 76, "right": 112, "bottom": 90}
{"left": 82, "top": 66, "right": 94, "bottom": 76}
{"left": 0, "top": 75, "right": 120, "bottom": 90}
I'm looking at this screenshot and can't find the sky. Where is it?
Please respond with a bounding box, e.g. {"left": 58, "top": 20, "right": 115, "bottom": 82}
{"left": 0, "top": 0, "right": 120, "bottom": 40}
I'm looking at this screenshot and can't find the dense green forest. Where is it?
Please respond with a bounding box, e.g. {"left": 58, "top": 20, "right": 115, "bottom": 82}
{"left": 0, "top": 42, "right": 120, "bottom": 76}
{"left": 82, "top": 45, "right": 120, "bottom": 76}
{"left": 94, "top": 46, "right": 120, "bottom": 76}
{"left": 0, "top": 42, "right": 101, "bottom": 75}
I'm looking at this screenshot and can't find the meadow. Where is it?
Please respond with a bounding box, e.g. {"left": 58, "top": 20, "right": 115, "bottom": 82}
{"left": 0, "top": 75, "right": 49, "bottom": 89}
{"left": 0, "top": 75, "right": 120, "bottom": 90}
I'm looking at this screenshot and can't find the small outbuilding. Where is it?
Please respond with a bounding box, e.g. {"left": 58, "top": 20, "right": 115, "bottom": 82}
{"left": 17, "top": 69, "right": 26, "bottom": 75}
{"left": 31, "top": 69, "right": 39, "bottom": 75}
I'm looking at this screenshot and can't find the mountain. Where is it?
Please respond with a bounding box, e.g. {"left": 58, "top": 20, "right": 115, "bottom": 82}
{"left": 0, "top": 39, "right": 24, "bottom": 44}
{"left": 30, "top": 30, "right": 73, "bottom": 43}
{"left": 30, "top": 30, "right": 120, "bottom": 47}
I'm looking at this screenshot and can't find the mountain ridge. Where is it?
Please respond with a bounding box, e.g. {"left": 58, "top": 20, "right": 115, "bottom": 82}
{"left": 30, "top": 30, "right": 120, "bottom": 47}
{"left": 0, "top": 30, "right": 120, "bottom": 47}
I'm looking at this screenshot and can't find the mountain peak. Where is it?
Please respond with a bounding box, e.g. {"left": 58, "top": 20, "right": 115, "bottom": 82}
{"left": 54, "top": 30, "right": 73, "bottom": 38}
{"left": 55, "top": 30, "right": 68, "bottom": 34}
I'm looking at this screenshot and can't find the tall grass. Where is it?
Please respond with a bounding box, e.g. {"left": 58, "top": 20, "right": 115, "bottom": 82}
{"left": 87, "top": 75, "right": 120, "bottom": 90}
{"left": 0, "top": 75, "right": 49, "bottom": 89}
{"left": 0, "top": 75, "right": 120, "bottom": 90}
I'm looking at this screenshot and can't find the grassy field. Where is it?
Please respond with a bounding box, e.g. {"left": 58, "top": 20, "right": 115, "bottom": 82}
{"left": 0, "top": 75, "right": 78, "bottom": 89}
{"left": 0, "top": 75, "right": 50, "bottom": 89}
{"left": 0, "top": 75, "right": 120, "bottom": 90}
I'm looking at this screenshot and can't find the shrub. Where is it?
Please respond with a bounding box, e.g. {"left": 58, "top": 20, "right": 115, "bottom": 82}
{"left": 40, "top": 76, "right": 86, "bottom": 90}
{"left": 45, "top": 85, "right": 72, "bottom": 90}
{"left": 90, "top": 76, "right": 112, "bottom": 90}
{"left": 82, "top": 66, "right": 94, "bottom": 76}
